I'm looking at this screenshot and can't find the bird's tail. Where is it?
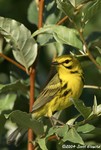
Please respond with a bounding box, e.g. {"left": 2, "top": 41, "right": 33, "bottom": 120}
{"left": 7, "top": 127, "right": 27, "bottom": 146}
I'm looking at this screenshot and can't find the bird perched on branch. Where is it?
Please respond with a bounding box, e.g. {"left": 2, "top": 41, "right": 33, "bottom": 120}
{"left": 8, "top": 55, "right": 84, "bottom": 145}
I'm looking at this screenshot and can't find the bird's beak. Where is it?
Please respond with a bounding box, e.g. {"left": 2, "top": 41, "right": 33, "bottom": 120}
{"left": 51, "top": 61, "right": 59, "bottom": 65}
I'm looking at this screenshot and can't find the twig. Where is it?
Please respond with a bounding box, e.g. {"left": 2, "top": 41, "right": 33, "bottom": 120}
{"left": 56, "top": 16, "right": 69, "bottom": 25}
{"left": 28, "top": 0, "right": 44, "bottom": 150}
{"left": 84, "top": 85, "right": 101, "bottom": 90}
{"left": 38, "top": 0, "right": 44, "bottom": 28}
{"left": 28, "top": 69, "right": 35, "bottom": 150}
{"left": 68, "top": 18, "right": 101, "bottom": 70}
{"left": 48, "top": 135, "right": 59, "bottom": 141}
{"left": 56, "top": 13, "right": 101, "bottom": 70}
{"left": 77, "top": 29, "right": 101, "bottom": 70}
{"left": 0, "top": 53, "right": 26, "bottom": 72}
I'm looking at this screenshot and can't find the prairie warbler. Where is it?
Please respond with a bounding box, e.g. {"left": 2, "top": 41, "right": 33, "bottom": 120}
{"left": 8, "top": 55, "right": 84, "bottom": 145}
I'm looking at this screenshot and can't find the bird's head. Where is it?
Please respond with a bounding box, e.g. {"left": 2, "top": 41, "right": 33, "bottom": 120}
{"left": 52, "top": 55, "right": 83, "bottom": 74}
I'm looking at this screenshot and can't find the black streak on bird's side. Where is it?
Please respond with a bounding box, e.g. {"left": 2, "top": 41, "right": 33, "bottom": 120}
{"left": 70, "top": 70, "right": 78, "bottom": 74}
{"left": 62, "top": 83, "right": 68, "bottom": 89}
{"left": 63, "top": 89, "right": 71, "bottom": 97}
{"left": 61, "top": 82, "right": 71, "bottom": 97}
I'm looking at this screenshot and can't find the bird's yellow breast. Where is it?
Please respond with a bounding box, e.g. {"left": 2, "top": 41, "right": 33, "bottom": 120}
{"left": 33, "top": 73, "right": 83, "bottom": 119}
{"left": 52, "top": 73, "right": 83, "bottom": 111}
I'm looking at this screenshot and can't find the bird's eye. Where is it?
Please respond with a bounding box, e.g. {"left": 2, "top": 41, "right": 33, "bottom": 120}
{"left": 64, "top": 59, "right": 70, "bottom": 64}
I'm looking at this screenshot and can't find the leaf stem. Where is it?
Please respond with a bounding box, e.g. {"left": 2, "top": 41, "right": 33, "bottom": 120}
{"left": 0, "top": 53, "right": 26, "bottom": 72}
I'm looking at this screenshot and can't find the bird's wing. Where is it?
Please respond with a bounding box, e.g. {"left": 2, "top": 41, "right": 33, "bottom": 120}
{"left": 32, "top": 74, "right": 60, "bottom": 112}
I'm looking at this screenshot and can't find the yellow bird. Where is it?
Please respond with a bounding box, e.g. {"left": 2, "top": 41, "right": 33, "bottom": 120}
{"left": 8, "top": 55, "right": 84, "bottom": 145}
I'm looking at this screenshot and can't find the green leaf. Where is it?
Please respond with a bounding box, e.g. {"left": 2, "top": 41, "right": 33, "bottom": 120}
{"left": 46, "top": 126, "right": 58, "bottom": 138}
{"left": 63, "top": 127, "right": 84, "bottom": 145}
{"left": 53, "top": 26, "right": 82, "bottom": 49}
{"left": 0, "top": 93, "right": 16, "bottom": 112}
{"left": 68, "top": 0, "right": 86, "bottom": 7}
{"left": 37, "top": 138, "right": 48, "bottom": 150}
{"left": 56, "top": 124, "right": 69, "bottom": 137}
{"left": 46, "top": 125, "right": 69, "bottom": 139}
{"left": 92, "top": 96, "right": 98, "bottom": 115}
{"left": 43, "top": 42, "right": 64, "bottom": 58}
{"left": 0, "top": 80, "right": 29, "bottom": 94}
{"left": 56, "top": 0, "right": 74, "bottom": 17}
{"left": 56, "top": 0, "right": 101, "bottom": 28}
{"left": 32, "top": 25, "right": 82, "bottom": 49}
{"left": 66, "top": 115, "right": 80, "bottom": 126}
{"left": 37, "top": 33, "right": 54, "bottom": 46}
{"left": 90, "top": 127, "right": 101, "bottom": 135}
{"left": 69, "top": 0, "right": 76, "bottom": 7}
{"left": 44, "top": 1, "right": 62, "bottom": 25}
{"left": 45, "top": 12, "right": 59, "bottom": 25}
{"left": 83, "top": 0, "right": 101, "bottom": 21}
{"left": 87, "top": 101, "right": 101, "bottom": 118}
{"left": 27, "top": 1, "right": 38, "bottom": 25}
{"left": 77, "top": 123, "right": 95, "bottom": 133}
{"left": 0, "top": 17, "right": 38, "bottom": 70}
{"left": 72, "top": 99, "right": 92, "bottom": 119}
{"left": 96, "top": 56, "right": 101, "bottom": 66}
{"left": 9, "top": 110, "right": 44, "bottom": 136}
{"left": 96, "top": 104, "right": 101, "bottom": 116}
{"left": 0, "top": 35, "right": 3, "bottom": 53}
{"left": 96, "top": 46, "right": 101, "bottom": 55}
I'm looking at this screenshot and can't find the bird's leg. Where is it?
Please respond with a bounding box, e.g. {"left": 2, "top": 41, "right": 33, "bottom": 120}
{"left": 50, "top": 116, "right": 65, "bottom": 126}
{"left": 49, "top": 117, "right": 59, "bottom": 141}
{"left": 49, "top": 116, "right": 65, "bottom": 140}
{"left": 49, "top": 116, "right": 55, "bottom": 127}
{"left": 48, "top": 109, "right": 64, "bottom": 126}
